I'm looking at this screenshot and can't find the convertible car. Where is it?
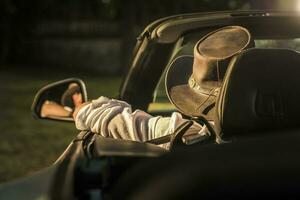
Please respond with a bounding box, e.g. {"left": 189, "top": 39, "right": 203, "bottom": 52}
{"left": 2, "top": 10, "right": 300, "bottom": 199}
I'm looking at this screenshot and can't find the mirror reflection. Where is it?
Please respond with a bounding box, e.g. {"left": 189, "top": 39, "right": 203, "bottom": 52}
{"left": 40, "top": 82, "right": 83, "bottom": 120}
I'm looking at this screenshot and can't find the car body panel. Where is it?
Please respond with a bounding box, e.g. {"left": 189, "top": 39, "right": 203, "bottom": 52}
{"left": 0, "top": 165, "right": 58, "bottom": 200}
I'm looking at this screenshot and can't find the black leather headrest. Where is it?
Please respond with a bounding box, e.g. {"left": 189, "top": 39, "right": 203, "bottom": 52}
{"left": 215, "top": 48, "right": 300, "bottom": 136}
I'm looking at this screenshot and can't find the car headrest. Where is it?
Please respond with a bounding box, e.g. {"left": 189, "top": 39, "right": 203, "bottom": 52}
{"left": 215, "top": 48, "right": 300, "bottom": 137}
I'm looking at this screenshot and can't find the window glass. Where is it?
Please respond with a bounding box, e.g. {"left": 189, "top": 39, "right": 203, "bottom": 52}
{"left": 255, "top": 39, "right": 300, "bottom": 51}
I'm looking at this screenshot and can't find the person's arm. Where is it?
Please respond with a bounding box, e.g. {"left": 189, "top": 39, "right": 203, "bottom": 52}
{"left": 73, "top": 96, "right": 207, "bottom": 145}
{"left": 74, "top": 96, "right": 154, "bottom": 141}
{"left": 41, "top": 100, "right": 72, "bottom": 118}
{"left": 73, "top": 101, "right": 90, "bottom": 119}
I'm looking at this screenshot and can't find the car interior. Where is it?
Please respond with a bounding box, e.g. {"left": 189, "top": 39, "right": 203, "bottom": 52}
{"left": 113, "top": 14, "right": 300, "bottom": 198}
{"left": 109, "top": 48, "right": 300, "bottom": 199}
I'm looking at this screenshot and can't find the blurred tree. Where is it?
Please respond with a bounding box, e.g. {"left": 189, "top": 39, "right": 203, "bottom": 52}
{"left": 0, "top": 0, "right": 16, "bottom": 64}
{"left": 0, "top": 0, "right": 281, "bottom": 72}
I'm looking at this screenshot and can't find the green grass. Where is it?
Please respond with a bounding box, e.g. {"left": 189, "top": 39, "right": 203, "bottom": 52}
{"left": 0, "top": 68, "right": 121, "bottom": 183}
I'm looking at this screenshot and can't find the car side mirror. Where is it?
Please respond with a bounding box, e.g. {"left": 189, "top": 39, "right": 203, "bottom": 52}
{"left": 31, "top": 78, "right": 88, "bottom": 122}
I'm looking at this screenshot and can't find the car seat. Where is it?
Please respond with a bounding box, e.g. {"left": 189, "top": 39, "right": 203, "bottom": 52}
{"left": 214, "top": 48, "right": 300, "bottom": 140}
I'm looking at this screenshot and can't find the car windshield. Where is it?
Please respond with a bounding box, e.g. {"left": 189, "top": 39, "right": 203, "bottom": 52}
{"left": 147, "top": 37, "right": 300, "bottom": 114}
